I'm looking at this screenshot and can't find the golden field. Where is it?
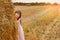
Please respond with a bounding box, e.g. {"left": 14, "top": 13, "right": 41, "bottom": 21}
{"left": 14, "top": 5, "right": 60, "bottom": 40}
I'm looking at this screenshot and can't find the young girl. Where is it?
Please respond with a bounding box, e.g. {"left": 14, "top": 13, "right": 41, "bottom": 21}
{"left": 15, "top": 10, "right": 25, "bottom": 40}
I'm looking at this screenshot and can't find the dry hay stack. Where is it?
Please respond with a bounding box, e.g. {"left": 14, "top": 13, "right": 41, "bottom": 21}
{"left": 0, "top": 0, "right": 18, "bottom": 40}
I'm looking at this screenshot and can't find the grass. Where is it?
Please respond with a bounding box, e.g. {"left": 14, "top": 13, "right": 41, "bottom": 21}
{"left": 14, "top": 5, "right": 60, "bottom": 40}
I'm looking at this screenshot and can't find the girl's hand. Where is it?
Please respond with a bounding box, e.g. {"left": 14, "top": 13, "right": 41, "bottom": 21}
{"left": 17, "top": 18, "right": 20, "bottom": 24}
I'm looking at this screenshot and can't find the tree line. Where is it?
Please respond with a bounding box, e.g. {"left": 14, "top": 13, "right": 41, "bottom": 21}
{"left": 13, "top": 2, "right": 59, "bottom": 6}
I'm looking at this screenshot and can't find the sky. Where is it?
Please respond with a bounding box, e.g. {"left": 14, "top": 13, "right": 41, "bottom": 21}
{"left": 12, "top": 0, "right": 60, "bottom": 4}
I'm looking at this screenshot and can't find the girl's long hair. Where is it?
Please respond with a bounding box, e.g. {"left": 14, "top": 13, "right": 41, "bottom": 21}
{"left": 15, "top": 10, "right": 21, "bottom": 20}
{"left": 15, "top": 10, "right": 21, "bottom": 23}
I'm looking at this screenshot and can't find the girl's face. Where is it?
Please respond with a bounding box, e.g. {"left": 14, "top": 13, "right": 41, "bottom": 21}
{"left": 15, "top": 13, "right": 20, "bottom": 19}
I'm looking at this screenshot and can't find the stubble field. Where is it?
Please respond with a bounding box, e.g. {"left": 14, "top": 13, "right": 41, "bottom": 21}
{"left": 14, "top": 5, "right": 60, "bottom": 40}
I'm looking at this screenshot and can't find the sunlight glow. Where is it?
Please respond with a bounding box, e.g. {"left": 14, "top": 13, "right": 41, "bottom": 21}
{"left": 12, "top": 0, "right": 60, "bottom": 4}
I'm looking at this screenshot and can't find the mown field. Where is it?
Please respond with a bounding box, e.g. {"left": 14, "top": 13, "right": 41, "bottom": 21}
{"left": 14, "top": 5, "right": 60, "bottom": 40}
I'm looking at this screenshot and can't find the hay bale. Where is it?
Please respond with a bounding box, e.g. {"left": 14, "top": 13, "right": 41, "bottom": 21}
{"left": 0, "top": 0, "right": 18, "bottom": 40}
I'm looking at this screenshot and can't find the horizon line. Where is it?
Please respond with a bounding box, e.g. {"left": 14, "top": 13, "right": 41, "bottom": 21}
{"left": 12, "top": 2, "right": 60, "bottom": 4}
